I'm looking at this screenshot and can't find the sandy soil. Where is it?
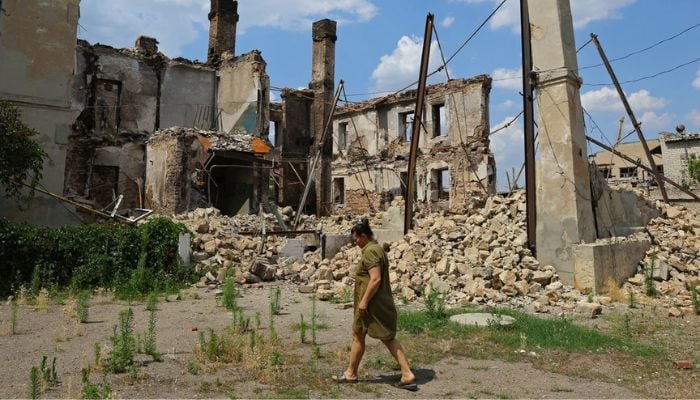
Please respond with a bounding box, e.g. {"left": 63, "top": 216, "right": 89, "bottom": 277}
{"left": 0, "top": 283, "right": 673, "bottom": 398}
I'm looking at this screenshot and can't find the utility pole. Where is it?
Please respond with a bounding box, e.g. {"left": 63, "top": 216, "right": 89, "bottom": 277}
{"left": 520, "top": 0, "right": 536, "bottom": 255}
{"left": 403, "top": 13, "right": 434, "bottom": 235}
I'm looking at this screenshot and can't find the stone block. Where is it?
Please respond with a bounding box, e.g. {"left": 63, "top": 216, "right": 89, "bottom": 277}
{"left": 572, "top": 237, "right": 650, "bottom": 293}
{"left": 280, "top": 238, "right": 305, "bottom": 261}
{"left": 321, "top": 234, "right": 351, "bottom": 260}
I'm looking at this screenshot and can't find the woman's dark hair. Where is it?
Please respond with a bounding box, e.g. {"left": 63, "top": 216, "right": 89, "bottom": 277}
{"left": 351, "top": 218, "right": 374, "bottom": 238}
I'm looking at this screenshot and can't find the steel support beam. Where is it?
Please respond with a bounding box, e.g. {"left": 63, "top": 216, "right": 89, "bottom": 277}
{"left": 404, "top": 13, "right": 434, "bottom": 235}
{"left": 590, "top": 34, "right": 668, "bottom": 202}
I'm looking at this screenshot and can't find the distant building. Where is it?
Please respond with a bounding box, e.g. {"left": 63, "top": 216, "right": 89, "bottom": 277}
{"left": 659, "top": 132, "right": 700, "bottom": 186}
{"left": 589, "top": 140, "right": 663, "bottom": 185}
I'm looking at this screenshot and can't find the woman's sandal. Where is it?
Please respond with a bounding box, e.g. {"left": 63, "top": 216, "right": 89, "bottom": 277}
{"left": 393, "top": 381, "right": 419, "bottom": 392}
{"left": 333, "top": 372, "right": 359, "bottom": 383}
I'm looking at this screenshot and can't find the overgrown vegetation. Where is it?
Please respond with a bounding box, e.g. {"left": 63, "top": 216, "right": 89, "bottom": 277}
{"left": 0, "top": 217, "right": 192, "bottom": 298}
{"left": 688, "top": 154, "right": 700, "bottom": 185}
{"left": 0, "top": 100, "right": 47, "bottom": 204}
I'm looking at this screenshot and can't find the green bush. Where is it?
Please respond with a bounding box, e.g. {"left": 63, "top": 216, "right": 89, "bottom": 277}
{"left": 0, "top": 217, "right": 192, "bottom": 297}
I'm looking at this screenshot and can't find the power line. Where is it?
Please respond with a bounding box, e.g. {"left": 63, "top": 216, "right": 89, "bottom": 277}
{"left": 584, "top": 55, "right": 700, "bottom": 86}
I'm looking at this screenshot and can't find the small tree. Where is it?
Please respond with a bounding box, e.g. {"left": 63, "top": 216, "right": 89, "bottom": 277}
{"left": 0, "top": 101, "right": 47, "bottom": 203}
{"left": 688, "top": 155, "right": 700, "bottom": 185}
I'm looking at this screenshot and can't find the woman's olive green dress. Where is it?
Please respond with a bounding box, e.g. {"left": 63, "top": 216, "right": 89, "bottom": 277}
{"left": 352, "top": 240, "right": 397, "bottom": 340}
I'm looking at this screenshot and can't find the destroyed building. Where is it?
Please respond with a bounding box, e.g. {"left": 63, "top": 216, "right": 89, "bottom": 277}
{"left": 329, "top": 77, "right": 496, "bottom": 213}
{"left": 0, "top": 0, "right": 272, "bottom": 224}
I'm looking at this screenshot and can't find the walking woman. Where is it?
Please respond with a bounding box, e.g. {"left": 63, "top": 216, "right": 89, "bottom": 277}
{"left": 335, "top": 218, "right": 417, "bottom": 391}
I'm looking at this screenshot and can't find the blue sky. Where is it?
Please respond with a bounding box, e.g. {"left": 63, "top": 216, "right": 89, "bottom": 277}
{"left": 78, "top": 0, "right": 700, "bottom": 190}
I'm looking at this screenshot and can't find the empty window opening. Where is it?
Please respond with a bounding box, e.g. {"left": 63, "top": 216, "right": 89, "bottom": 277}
{"left": 598, "top": 167, "right": 612, "bottom": 178}
{"left": 430, "top": 168, "right": 450, "bottom": 201}
{"left": 338, "top": 122, "right": 348, "bottom": 149}
{"left": 432, "top": 103, "right": 447, "bottom": 137}
{"left": 619, "top": 167, "right": 637, "bottom": 179}
{"left": 399, "top": 112, "right": 414, "bottom": 142}
{"left": 333, "top": 177, "right": 345, "bottom": 204}
{"left": 270, "top": 121, "right": 278, "bottom": 147}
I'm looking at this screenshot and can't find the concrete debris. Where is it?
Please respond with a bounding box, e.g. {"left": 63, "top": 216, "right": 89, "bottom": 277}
{"left": 173, "top": 190, "right": 698, "bottom": 315}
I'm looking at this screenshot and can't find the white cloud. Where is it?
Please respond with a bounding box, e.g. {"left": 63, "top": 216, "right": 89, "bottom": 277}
{"left": 441, "top": 16, "right": 455, "bottom": 28}
{"left": 685, "top": 109, "right": 700, "bottom": 127}
{"left": 371, "top": 35, "right": 444, "bottom": 92}
{"left": 580, "top": 87, "right": 668, "bottom": 113}
{"left": 490, "top": 115, "right": 524, "bottom": 191}
{"left": 693, "top": 70, "right": 700, "bottom": 90}
{"left": 492, "top": 67, "right": 522, "bottom": 90}
{"left": 78, "top": 0, "right": 378, "bottom": 57}
{"left": 499, "top": 99, "right": 516, "bottom": 109}
{"left": 639, "top": 111, "right": 675, "bottom": 133}
{"left": 459, "top": 0, "right": 636, "bottom": 33}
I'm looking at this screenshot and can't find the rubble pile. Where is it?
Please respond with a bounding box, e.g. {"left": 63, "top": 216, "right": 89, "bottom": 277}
{"left": 282, "top": 192, "right": 567, "bottom": 309}
{"left": 169, "top": 189, "right": 699, "bottom": 316}
{"left": 624, "top": 202, "right": 700, "bottom": 315}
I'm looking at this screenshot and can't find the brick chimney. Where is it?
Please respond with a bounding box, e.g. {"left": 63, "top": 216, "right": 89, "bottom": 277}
{"left": 207, "top": 0, "right": 238, "bottom": 64}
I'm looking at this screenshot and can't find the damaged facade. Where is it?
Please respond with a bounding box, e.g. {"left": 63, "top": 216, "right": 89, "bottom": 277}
{"left": 329, "top": 77, "right": 496, "bottom": 213}
{"left": 1, "top": 0, "right": 272, "bottom": 224}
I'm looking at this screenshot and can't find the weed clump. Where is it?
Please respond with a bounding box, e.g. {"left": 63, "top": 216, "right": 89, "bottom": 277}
{"left": 691, "top": 285, "right": 700, "bottom": 315}
{"left": 10, "top": 300, "right": 18, "bottom": 335}
{"left": 80, "top": 367, "right": 112, "bottom": 399}
{"left": 423, "top": 284, "right": 447, "bottom": 319}
{"left": 221, "top": 273, "right": 240, "bottom": 312}
{"left": 146, "top": 292, "right": 158, "bottom": 312}
{"left": 76, "top": 291, "right": 90, "bottom": 323}
{"left": 28, "top": 356, "right": 59, "bottom": 398}
{"left": 106, "top": 308, "right": 136, "bottom": 373}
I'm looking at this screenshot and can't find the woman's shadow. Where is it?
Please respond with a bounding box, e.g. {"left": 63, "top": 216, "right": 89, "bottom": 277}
{"left": 365, "top": 368, "right": 436, "bottom": 391}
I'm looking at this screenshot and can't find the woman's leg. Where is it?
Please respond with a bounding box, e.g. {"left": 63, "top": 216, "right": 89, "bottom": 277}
{"left": 381, "top": 338, "right": 415, "bottom": 384}
{"left": 345, "top": 331, "right": 366, "bottom": 379}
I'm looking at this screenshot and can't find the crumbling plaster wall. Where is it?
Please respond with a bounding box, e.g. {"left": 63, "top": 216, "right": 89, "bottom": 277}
{"left": 218, "top": 51, "right": 270, "bottom": 136}
{"left": 330, "top": 77, "right": 495, "bottom": 214}
{"left": 0, "top": 0, "right": 81, "bottom": 226}
{"left": 160, "top": 63, "right": 216, "bottom": 130}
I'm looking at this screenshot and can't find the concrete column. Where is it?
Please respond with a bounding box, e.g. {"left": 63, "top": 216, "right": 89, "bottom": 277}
{"left": 207, "top": 0, "right": 238, "bottom": 65}
{"left": 310, "top": 19, "right": 336, "bottom": 216}
{"left": 530, "top": 0, "right": 597, "bottom": 283}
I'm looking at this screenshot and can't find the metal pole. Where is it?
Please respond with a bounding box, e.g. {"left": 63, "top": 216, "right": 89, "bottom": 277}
{"left": 292, "top": 81, "right": 344, "bottom": 229}
{"left": 403, "top": 13, "right": 434, "bottom": 235}
{"left": 590, "top": 34, "right": 669, "bottom": 202}
{"left": 521, "top": 0, "right": 536, "bottom": 255}
{"left": 586, "top": 135, "right": 700, "bottom": 202}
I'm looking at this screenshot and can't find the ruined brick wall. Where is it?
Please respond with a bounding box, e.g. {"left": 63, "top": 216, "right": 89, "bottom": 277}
{"left": 207, "top": 0, "right": 238, "bottom": 65}
{"left": 310, "top": 19, "right": 337, "bottom": 216}
{"left": 276, "top": 90, "right": 314, "bottom": 208}
{"left": 145, "top": 134, "right": 194, "bottom": 214}
{"left": 330, "top": 76, "right": 495, "bottom": 214}
{"left": 334, "top": 189, "right": 381, "bottom": 214}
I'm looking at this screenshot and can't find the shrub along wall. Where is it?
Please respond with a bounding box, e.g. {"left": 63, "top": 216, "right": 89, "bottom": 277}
{"left": 0, "top": 217, "right": 191, "bottom": 297}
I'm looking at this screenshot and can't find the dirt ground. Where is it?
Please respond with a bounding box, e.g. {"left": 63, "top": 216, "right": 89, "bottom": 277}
{"left": 0, "top": 283, "right": 696, "bottom": 399}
